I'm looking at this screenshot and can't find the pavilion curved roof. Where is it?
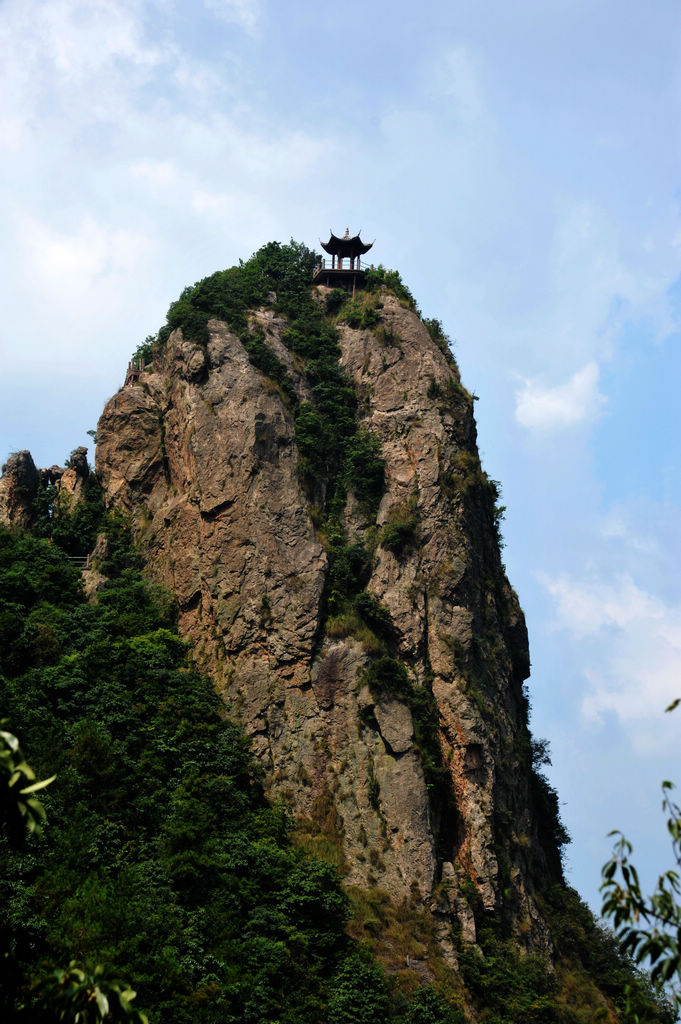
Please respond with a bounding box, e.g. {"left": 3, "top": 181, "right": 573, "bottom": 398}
{"left": 321, "top": 230, "right": 374, "bottom": 258}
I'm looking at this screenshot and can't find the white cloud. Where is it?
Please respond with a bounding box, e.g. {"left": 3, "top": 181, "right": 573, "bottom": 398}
{"left": 0, "top": 0, "right": 332, "bottom": 355}
{"left": 491, "top": 196, "right": 680, "bottom": 407}
{"left": 0, "top": 0, "right": 166, "bottom": 133}
{"left": 546, "top": 574, "right": 663, "bottom": 637}
{"left": 508, "top": 203, "right": 636, "bottom": 376}
{"left": 190, "top": 189, "right": 268, "bottom": 232}
{"left": 130, "top": 160, "right": 179, "bottom": 187}
{"left": 596, "top": 500, "right": 681, "bottom": 595}
{"left": 514, "top": 360, "right": 606, "bottom": 431}
{"left": 0, "top": 115, "right": 25, "bottom": 151}
{"left": 14, "top": 214, "right": 154, "bottom": 319}
{"left": 40, "top": 0, "right": 160, "bottom": 78}
{"left": 546, "top": 200, "right": 678, "bottom": 362}
{"left": 543, "top": 573, "right": 681, "bottom": 751}
{"left": 204, "top": 0, "right": 262, "bottom": 33}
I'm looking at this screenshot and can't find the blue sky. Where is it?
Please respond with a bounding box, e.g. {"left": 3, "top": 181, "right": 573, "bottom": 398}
{"left": 1, "top": 0, "right": 680, "bottom": 914}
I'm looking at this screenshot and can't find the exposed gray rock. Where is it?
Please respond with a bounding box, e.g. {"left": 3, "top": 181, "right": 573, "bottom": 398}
{"left": 374, "top": 697, "right": 414, "bottom": 754}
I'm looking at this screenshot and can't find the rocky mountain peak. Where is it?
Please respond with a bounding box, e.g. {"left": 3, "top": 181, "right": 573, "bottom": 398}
{"left": 95, "top": 256, "right": 562, "bottom": 958}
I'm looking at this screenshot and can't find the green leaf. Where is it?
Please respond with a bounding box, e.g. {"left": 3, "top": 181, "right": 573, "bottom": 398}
{"left": 20, "top": 774, "right": 56, "bottom": 794}
{"left": 95, "top": 988, "right": 109, "bottom": 1018}
{"left": 0, "top": 729, "right": 20, "bottom": 752}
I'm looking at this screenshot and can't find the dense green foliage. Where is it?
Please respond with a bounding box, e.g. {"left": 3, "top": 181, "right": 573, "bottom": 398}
{"left": 158, "top": 241, "right": 318, "bottom": 346}
{"left": 31, "top": 473, "right": 103, "bottom": 558}
{"left": 364, "top": 266, "right": 418, "bottom": 311}
{"left": 459, "top": 927, "right": 561, "bottom": 1023}
{"left": 454, "top": 883, "right": 675, "bottom": 1024}
{"left": 378, "top": 497, "right": 420, "bottom": 556}
{"left": 528, "top": 740, "right": 571, "bottom": 878}
{"left": 542, "top": 886, "right": 676, "bottom": 1024}
{"left": 0, "top": 524, "right": 354, "bottom": 1022}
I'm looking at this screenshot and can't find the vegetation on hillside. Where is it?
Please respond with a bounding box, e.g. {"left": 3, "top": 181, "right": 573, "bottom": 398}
{"left": 0, "top": 518, "right": 353, "bottom": 1022}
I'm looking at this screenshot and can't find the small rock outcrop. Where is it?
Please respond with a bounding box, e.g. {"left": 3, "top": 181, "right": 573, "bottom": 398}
{"left": 59, "top": 446, "right": 89, "bottom": 503}
{"left": 0, "top": 451, "right": 40, "bottom": 528}
{"left": 96, "top": 284, "right": 556, "bottom": 956}
{"left": 0, "top": 446, "right": 91, "bottom": 531}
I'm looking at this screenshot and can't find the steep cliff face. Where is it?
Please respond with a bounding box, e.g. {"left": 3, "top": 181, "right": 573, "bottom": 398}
{"left": 96, "top": 277, "right": 557, "bottom": 954}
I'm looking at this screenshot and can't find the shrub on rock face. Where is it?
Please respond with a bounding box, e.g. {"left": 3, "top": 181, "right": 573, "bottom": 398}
{"left": 341, "top": 302, "right": 363, "bottom": 328}
{"left": 378, "top": 498, "right": 419, "bottom": 556}
{"left": 343, "top": 430, "right": 385, "bottom": 515}
{"left": 326, "top": 288, "right": 347, "bottom": 314}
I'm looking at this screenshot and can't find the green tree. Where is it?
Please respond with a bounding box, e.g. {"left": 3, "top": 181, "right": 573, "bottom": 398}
{"left": 406, "top": 987, "right": 465, "bottom": 1024}
{"left": 601, "top": 700, "right": 681, "bottom": 1018}
{"left": 327, "top": 953, "right": 391, "bottom": 1024}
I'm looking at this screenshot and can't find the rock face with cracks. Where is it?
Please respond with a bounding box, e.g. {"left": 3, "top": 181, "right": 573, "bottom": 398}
{"left": 96, "top": 289, "right": 556, "bottom": 955}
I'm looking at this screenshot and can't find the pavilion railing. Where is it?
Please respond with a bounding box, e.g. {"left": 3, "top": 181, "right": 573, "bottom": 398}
{"left": 312, "top": 258, "right": 374, "bottom": 275}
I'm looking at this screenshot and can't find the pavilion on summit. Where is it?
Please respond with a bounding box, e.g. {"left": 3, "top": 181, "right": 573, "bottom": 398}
{"left": 312, "top": 229, "right": 374, "bottom": 297}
